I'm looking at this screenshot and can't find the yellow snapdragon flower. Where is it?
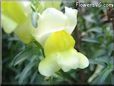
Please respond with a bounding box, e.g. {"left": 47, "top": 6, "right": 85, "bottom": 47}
{"left": 32, "top": 7, "right": 89, "bottom": 76}
{"left": 1, "top": 1, "right": 89, "bottom": 77}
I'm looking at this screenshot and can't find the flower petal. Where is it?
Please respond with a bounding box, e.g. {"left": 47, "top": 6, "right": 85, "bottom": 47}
{"left": 19, "top": 1, "right": 31, "bottom": 16}
{"left": 33, "top": 7, "right": 78, "bottom": 44}
{"left": 76, "top": 52, "right": 89, "bottom": 69}
{"left": 65, "top": 7, "right": 78, "bottom": 34}
{"left": 44, "top": 30, "right": 75, "bottom": 56}
{"left": 14, "top": 17, "right": 34, "bottom": 44}
{"left": 56, "top": 49, "right": 79, "bottom": 72}
{"left": 1, "top": 14, "right": 18, "bottom": 33}
{"left": 33, "top": 8, "right": 67, "bottom": 44}
{"left": 1, "top": 1, "right": 27, "bottom": 24}
{"left": 38, "top": 54, "right": 60, "bottom": 76}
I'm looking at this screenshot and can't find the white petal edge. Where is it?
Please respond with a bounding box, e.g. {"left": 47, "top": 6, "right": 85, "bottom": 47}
{"left": 76, "top": 52, "right": 89, "bottom": 69}
{"left": 56, "top": 49, "right": 79, "bottom": 72}
{"left": 65, "top": 7, "right": 78, "bottom": 34}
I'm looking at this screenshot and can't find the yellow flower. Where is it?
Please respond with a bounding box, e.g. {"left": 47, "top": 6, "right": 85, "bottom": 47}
{"left": 1, "top": 1, "right": 34, "bottom": 43}
{"left": 32, "top": 7, "right": 89, "bottom": 76}
{"left": 1, "top": 0, "right": 89, "bottom": 76}
{"left": 38, "top": 30, "right": 89, "bottom": 76}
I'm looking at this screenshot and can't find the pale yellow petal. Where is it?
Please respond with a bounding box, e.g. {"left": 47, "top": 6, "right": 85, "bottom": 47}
{"left": 76, "top": 52, "right": 89, "bottom": 69}
{"left": 1, "top": 1, "right": 27, "bottom": 24}
{"left": 1, "top": 14, "right": 18, "bottom": 33}
{"left": 56, "top": 49, "right": 79, "bottom": 72}
{"left": 14, "top": 17, "right": 34, "bottom": 44}
{"left": 38, "top": 54, "right": 60, "bottom": 76}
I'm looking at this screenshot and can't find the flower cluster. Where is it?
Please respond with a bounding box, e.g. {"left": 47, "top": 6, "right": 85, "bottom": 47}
{"left": 1, "top": 1, "right": 89, "bottom": 77}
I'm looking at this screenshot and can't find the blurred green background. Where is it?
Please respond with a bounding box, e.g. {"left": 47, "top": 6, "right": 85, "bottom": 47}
{"left": 2, "top": 0, "right": 114, "bottom": 85}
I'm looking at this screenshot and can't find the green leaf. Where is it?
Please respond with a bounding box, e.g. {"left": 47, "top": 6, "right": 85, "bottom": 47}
{"left": 92, "top": 49, "right": 107, "bottom": 58}
{"left": 92, "top": 64, "right": 113, "bottom": 84}
{"left": 81, "top": 38, "right": 99, "bottom": 43}
{"left": 89, "top": 56, "right": 111, "bottom": 66}
{"left": 11, "top": 46, "right": 32, "bottom": 66}
{"left": 87, "top": 27, "right": 102, "bottom": 34}
{"left": 11, "top": 41, "right": 43, "bottom": 66}
{"left": 107, "top": 43, "right": 114, "bottom": 56}
{"left": 30, "top": 71, "right": 37, "bottom": 83}
{"left": 31, "top": 0, "right": 44, "bottom": 12}
{"left": 18, "top": 55, "right": 38, "bottom": 84}
{"left": 111, "top": 73, "right": 114, "bottom": 85}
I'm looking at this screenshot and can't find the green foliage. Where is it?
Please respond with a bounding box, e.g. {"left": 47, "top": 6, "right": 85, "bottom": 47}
{"left": 31, "top": 0, "right": 43, "bottom": 12}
